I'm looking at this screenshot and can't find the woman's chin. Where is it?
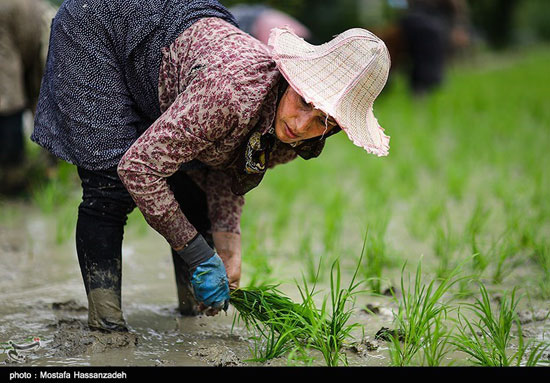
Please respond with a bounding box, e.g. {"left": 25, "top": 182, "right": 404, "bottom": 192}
{"left": 274, "top": 128, "right": 289, "bottom": 143}
{"left": 275, "top": 124, "right": 298, "bottom": 144}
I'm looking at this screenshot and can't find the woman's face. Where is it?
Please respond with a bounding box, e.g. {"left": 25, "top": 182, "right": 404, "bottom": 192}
{"left": 275, "top": 86, "right": 338, "bottom": 144}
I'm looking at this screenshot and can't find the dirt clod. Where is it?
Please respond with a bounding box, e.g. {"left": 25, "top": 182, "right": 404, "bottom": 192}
{"left": 362, "top": 304, "right": 380, "bottom": 315}
{"left": 375, "top": 327, "right": 405, "bottom": 342}
{"left": 348, "top": 338, "right": 380, "bottom": 356}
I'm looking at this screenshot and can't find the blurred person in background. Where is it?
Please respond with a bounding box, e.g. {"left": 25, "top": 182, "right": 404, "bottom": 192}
{"left": 32, "top": 0, "right": 391, "bottom": 333}
{"left": 398, "top": 0, "right": 470, "bottom": 95}
{"left": 229, "top": 3, "right": 312, "bottom": 44}
{"left": 0, "top": 0, "right": 56, "bottom": 195}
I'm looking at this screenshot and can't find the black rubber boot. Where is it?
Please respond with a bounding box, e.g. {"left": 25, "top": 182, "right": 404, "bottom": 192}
{"left": 76, "top": 167, "right": 136, "bottom": 332}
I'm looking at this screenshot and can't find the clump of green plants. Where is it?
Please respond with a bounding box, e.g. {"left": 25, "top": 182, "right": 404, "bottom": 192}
{"left": 387, "top": 261, "right": 464, "bottom": 366}
{"left": 296, "top": 259, "right": 363, "bottom": 366}
{"left": 421, "top": 314, "right": 454, "bottom": 366}
{"left": 452, "top": 284, "right": 550, "bottom": 366}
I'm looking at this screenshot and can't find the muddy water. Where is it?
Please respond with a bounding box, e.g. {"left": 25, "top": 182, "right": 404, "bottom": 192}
{"left": 0, "top": 201, "right": 394, "bottom": 366}
{"left": 1, "top": 201, "right": 548, "bottom": 366}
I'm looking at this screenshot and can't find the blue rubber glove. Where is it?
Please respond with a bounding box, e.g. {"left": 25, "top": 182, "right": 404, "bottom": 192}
{"left": 191, "top": 253, "right": 230, "bottom": 311}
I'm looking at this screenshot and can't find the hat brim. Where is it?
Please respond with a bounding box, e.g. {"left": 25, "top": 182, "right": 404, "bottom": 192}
{"left": 336, "top": 103, "right": 390, "bottom": 157}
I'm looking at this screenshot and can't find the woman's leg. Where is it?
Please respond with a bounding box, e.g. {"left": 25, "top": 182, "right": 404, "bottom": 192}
{"left": 168, "top": 170, "right": 213, "bottom": 316}
{"left": 76, "top": 167, "right": 136, "bottom": 331}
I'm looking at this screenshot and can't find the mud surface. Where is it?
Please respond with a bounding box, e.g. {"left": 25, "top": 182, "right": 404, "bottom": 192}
{"left": 1, "top": 201, "right": 548, "bottom": 366}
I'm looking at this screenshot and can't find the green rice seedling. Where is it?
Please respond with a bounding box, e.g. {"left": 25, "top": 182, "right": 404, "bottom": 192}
{"left": 456, "top": 274, "right": 478, "bottom": 299}
{"left": 230, "top": 284, "right": 322, "bottom": 361}
{"left": 421, "top": 313, "right": 454, "bottom": 366}
{"left": 244, "top": 309, "right": 302, "bottom": 362}
{"left": 491, "top": 233, "right": 518, "bottom": 285}
{"left": 388, "top": 261, "right": 463, "bottom": 366}
{"left": 464, "top": 200, "right": 490, "bottom": 274}
{"left": 300, "top": 233, "right": 326, "bottom": 284}
{"left": 286, "top": 344, "right": 315, "bottom": 366}
{"left": 28, "top": 162, "right": 81, "bottom": 244}
{"left": 393, "top": 153, "right": 418, "bottom": 198}
{"left": 451, "top": 284, "right": 548, "bottom": 366}
{"left": 531, "top": 169, "right": 550, "bottom": 224}
{"left": 518, "top": 222, "right": 539, "bottom": 252}
{"left": 432, "top": 217, "right": 457, "bottom": 278}
{"left": 126, "top": 208, "right": 151, "bottom": 236}
{"left": 32, "top": 177, "right": 64, "bottom": 215}
{"left": 54, "top": 201, "right": 78, "bottom": 244}
{"left": 304, "top": 251, "right": 324, "bottom": 285}
{"left": 531, "top": 240, "right": 550, "bottom": 299}
{"left": 296, "top": 258, "right": 363, "bottom": 366}
{"left": 514, "top": 328, "right": 550, "bottom": 367}
{"left": 360, "top": 222, "right": 389, "bottom": 294}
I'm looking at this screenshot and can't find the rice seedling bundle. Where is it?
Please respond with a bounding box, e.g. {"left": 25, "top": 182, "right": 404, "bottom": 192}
{"left": 230, "top": 285, "right": 321, "bottom": 337}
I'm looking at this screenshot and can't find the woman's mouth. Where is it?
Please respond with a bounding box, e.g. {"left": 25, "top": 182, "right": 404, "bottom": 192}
{"left": 284, "top": 123, "right": 299, "bottom": 140}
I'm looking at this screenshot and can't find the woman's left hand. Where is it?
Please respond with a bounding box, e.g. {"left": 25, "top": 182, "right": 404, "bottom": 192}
{"left": 213, "top": 232, "right": 242, "bottom": 290}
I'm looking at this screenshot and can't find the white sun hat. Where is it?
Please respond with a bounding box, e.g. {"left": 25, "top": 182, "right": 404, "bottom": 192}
{"left": 268, "top": 27, "right": 391, "bottom": 156}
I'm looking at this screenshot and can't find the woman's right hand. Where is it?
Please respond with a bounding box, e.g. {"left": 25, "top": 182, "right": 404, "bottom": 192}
{"left": 190, "top": 253, "right": 230, "bottom": 314}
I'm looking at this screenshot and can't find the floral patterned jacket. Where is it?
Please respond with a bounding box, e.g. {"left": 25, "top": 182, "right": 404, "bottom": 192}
{"left": 118, "top": 17, "right": 297, "bottom": 249}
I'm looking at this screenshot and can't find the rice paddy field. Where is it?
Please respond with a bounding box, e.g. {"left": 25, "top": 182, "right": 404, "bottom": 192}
{"left": 1, "top": 46, "right": 549, "bottom": 367}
